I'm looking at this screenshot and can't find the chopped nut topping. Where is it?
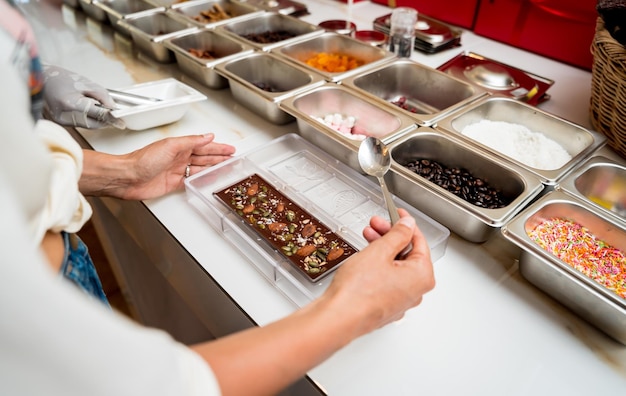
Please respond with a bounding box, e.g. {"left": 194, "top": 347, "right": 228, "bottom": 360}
{"left": 214, "top": 174, "right": 357, "bottom": 280}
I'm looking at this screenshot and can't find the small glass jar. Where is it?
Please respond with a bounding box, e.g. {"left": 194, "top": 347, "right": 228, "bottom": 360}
{"left": 318, "top": 19, "right": 357, "bottom": 36}
{"left": 388, "top": 7, "right": 417, "bottom": 57}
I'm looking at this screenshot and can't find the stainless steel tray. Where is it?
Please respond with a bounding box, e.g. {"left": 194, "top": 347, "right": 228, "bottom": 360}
{"left": 388, "top": 127, "right": 545, "bottom": 242}
{"left": 341, "top": 58, "right": 488, "bottom": 127}
{"left": 217, "top": 12, "right": 324, "bottom": 52}
{"left": 436, "top": 96, "right": 607, "bottom": 186}
{"left": 556, "top": 155, "right": 626, "bottom": 225}
{"left": 164, "top": 28, "right": 255, "bottom": 89}
{"left": 166, "top": 0, "right": 264, "bottom": 29}
{"left": 271, "top": 31, "right": 396, "bottom": 83}
{"left": 118, "top": 10, "right": 198, "bottom": 63}
{"left": 501, "top": 190, "right": 626, "bottom": 344}
{"left": 279, "top": 83, "right": 417, "bottom": 171}
{"left": 93, "top": 0, "right": 163, "bottom": 36}
{"left": 215, "top": 51, "right": 326, "bottom": 124}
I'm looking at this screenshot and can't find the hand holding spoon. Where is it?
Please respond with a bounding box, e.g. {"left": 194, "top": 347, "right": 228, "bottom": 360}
{"left": 358, "top": 137, "right": 412, "bottom": 258}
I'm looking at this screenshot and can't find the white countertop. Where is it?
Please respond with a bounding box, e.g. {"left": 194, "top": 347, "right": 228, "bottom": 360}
{"left": 20, "top": 0, "right": 626, "bottom": 394}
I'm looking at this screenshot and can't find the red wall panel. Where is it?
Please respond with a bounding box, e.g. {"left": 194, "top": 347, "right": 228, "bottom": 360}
{"left": 473, "top": 0, "right": 597, "bottom": 70}
{"left": 364, "top": 0, "right": 597, "bottom": 69}
{"left": 369, "top": 0, "right": 479, "bottom": 29}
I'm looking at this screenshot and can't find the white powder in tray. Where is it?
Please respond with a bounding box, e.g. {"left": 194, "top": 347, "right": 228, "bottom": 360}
{"left": 461, "top": 120, "right": 572, "bottom": 170}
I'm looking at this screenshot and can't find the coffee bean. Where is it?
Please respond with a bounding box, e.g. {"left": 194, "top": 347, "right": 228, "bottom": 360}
{"left": 242, "top": 30, "right": 297, "bottom": 44}
{"left": 252, "top": 81, "right": 280, "bottom": 92}
{"left": 404, "top": 158, "right": 510, "bottom": 209}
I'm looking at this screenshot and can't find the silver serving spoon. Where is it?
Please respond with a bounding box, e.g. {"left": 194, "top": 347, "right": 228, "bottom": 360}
{"left": 358, "top": 137, "right": 412, "bottom": 258}
{"left": 107, "top": 89, "right": 162, "bottom": 106}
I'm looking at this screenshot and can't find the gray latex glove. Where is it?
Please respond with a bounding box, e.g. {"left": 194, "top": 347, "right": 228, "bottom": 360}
{"left": 42, "top": 65, "right": 125, "bottom": 129}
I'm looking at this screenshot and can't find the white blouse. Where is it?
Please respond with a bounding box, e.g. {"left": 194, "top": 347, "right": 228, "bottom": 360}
{"left": 0, "top": 2, "right": 90, "bottom": 248}
{"left": 0, "top": 5, "right": 221, "bottom": 394}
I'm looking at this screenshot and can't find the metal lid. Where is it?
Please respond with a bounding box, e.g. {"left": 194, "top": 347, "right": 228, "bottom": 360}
{"left": 318, "top": 19, "right": 356, "bottom": 36}
{"left": 354, "top": 30, "right": 387, "bottom": 46}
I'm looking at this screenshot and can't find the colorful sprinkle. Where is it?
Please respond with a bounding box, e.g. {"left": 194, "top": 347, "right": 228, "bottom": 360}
{"left": 528, "top": 218, "right": 626, "bottom": 299}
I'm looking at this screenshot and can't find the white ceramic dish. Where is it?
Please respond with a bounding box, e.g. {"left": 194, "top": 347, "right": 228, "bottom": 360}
{"left": 111, "top": 78, "right": 206, "bottom": 130}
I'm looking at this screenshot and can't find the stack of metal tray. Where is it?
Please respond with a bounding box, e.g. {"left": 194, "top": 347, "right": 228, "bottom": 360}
{"left": 373, "top": 12, "right": 462, "bottom": 54}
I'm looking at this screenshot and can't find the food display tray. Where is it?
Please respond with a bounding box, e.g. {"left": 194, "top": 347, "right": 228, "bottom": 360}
{"left": 373, "top": 13, "right": 462, "bottom": 54}
{"left": 185, "top": 133, "right": 450, "bottom": 307}
{"left": 437, "top": 52, "right": 555, "bottom": 106}
{"left": 109, "top": 78, "right": 207, "bottom": 130}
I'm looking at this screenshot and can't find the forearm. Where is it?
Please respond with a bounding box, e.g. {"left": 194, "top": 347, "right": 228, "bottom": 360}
{"left": 79, "top": 149, "right": 135, "bottom": 198}
{"left": 192, "top": 291, "right": 372, "bottom": 396}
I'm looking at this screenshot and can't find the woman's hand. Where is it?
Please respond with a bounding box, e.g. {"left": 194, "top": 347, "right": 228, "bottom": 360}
{"left": 80, "top": 133, "right": 235, "bottom": 199}
{"left": 323, "top": 208, "right": 435, "bottom": 336}
{"left": 190, "top": 208, "right": 435, "bottom": 396}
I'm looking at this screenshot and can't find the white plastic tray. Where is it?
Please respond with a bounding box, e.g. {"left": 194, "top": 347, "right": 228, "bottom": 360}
{"left": 185, "top": 133, "right": 450, "bottom": 307}
{"left": 111, "top": 78, "right": 206, "bottom": 130}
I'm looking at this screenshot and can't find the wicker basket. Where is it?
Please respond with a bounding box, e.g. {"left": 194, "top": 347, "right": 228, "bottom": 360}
{"left": 590, "top": 17, "right": 626, "bottom": 159}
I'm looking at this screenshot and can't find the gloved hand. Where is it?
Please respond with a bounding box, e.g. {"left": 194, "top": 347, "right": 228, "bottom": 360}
{"left": 42, "top": 65, "right": 125, "bottom": 129}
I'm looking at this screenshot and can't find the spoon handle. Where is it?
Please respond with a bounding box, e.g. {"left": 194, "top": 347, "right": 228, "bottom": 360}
{"left": 379, "top": 176, "right": 400, "bottom": 225}
{"left": 378, "top": 177, "right": 413, "bottom": 259}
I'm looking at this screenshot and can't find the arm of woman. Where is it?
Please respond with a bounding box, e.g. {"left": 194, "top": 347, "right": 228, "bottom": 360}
{"left": 79, "top": 133, "right": 235, "bottom": 199}
{"left": 191, "top": 209, "right": 435, "bottom": 396}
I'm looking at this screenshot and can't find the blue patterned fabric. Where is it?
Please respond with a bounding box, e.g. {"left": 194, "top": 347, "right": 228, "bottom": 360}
{"left": 59, "top": 232, "right": 110, "bottom": 308}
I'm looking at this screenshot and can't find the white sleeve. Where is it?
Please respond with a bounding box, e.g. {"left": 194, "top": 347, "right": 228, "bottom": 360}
{"left": 0, "top": 31, "right": 53, "bottom": 248}
{"left": 0, "top": 31, "right": 91, "bottom": 247}
{"left": 0, "top": 173, "right": 221, "bottom": 396}
{"left": 33, "top": 119, "right": 93, "bottom": 239}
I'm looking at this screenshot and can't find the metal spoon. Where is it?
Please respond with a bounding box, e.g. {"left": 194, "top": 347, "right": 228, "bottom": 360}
{"left": 107, "top": 89, "right": 162, "bottom": 106}
{"left": 358, "top": 137, "right": 412, "bottom": 258}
